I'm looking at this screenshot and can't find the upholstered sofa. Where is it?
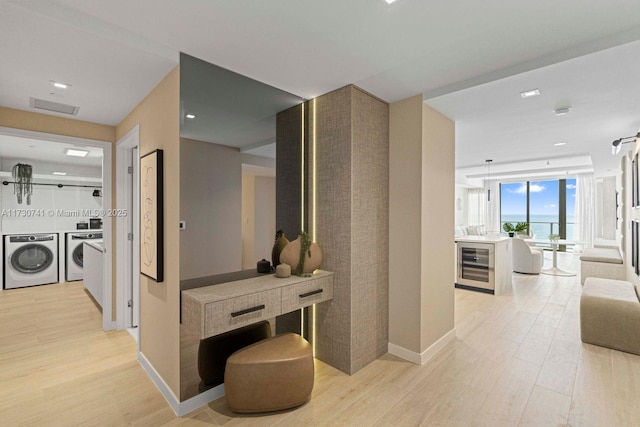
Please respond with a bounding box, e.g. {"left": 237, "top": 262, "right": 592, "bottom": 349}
{"left": 455, "top": 225, "right": 487, "bottom": 237}
{"left": 580, "top": 277, "right": 640, "bottom": 356}
{"left": 579, "top": 246, "right": 624, "bottom": 285}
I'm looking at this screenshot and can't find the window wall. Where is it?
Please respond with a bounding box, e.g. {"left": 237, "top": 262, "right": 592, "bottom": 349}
{"left": 500, "top": 179, "right": 576, "bottom": 241}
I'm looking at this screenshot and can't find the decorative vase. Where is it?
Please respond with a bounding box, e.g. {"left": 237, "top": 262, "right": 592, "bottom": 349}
{"left": 276, "top": 263, "right": 291, "bottom": 278}
{"left": 271, "top": 230, "right": 289, "bottom": 267}
{"left": 279, "top": 233, "right": 323, "bottom": 275}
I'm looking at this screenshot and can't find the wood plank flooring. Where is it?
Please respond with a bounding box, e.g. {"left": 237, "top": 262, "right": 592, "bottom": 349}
{"left": 1, "top": 252, "right": 639, "bottom": 426}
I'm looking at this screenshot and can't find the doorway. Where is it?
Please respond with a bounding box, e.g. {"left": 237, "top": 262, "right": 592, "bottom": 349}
{"left": 116, "top": 126, "right": 140, "bottom": 337}
{"left": 0, "top": 126, "right": 113, "bottom": 329}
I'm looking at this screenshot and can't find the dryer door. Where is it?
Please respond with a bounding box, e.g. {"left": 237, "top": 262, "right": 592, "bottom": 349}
{"left": 72, "top": 244, "right": 84, "bottom": 268}
{"left": 11, "top": 244, "right": 54, "bottom": 274}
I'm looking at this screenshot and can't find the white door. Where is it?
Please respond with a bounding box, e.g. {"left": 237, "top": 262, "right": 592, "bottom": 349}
{"left": 130, "top": 146, "right": 140, "bottom": 328}
{"left": 116, "top": 126, "right": 140, "bottom": 334}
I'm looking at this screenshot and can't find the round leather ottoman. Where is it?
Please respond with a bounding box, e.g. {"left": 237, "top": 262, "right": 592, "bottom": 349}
{"left": 224, "top": 333, "right": 314, "bottom": 413}
{"left": 197, "top": 320, "right": 272, "bottom": 386}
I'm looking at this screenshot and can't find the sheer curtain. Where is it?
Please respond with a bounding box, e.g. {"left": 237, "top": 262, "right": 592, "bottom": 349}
{"left": 574, "top": 173, "right": 595, "bottom": 251}
{"left": 485, "top": 179, "right": 501, "bottom": 234}
{"left": 467, "top": 188, "right": 486, "bottom": 226}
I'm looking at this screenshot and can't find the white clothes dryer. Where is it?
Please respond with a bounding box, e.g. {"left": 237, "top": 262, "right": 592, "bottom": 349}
{"left": 4, "top": 234, "right": 59, "bottom": 289}
{"left": 66, "top": 232, "right": 102, "bottom": 281}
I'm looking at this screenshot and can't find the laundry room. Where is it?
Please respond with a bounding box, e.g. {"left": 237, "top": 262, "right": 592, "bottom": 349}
{"left": 0, "top": 134, "right": 104, "bottom": 291}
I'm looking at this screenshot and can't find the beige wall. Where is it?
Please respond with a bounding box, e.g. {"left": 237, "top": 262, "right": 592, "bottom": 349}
{"left": 389, "top": 95, "right": 455, "bottom": 355}
{"left": 241, "top": 175, "right": 276, "bottom": 269}
{"left": 0, "top": 107, "right": 115, "bottom": 142}
{"left": 241, "top": 175, "right": 256, "bottom": 270}
{"left": 116, "top": 66, "right": 181, "bottom": 398}
{"left": 253, "top": 176, "right": 276, "bottom": 263}
{"left": 420, "top": 102, "right": 455, "bottom": 349}
{"left": 389, "top": 95, "right": 425, "bottom": 352}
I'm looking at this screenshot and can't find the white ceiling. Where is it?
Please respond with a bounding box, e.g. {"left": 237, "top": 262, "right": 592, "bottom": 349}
{"left": 2, "top": 0, "right": 640, "bottom": 176}
{"left": 428, "top": 39, "right": 640, "bottom": 181}
{"left": 0, "top": 135, "right": 103, "bottom": 167}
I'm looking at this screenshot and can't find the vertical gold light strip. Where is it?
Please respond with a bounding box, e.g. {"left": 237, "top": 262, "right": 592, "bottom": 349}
{"left": 312, "top": 98, "right": 317, "bottom": 357}
{"left": 312, "top": 98, "right": 317, "bottom": 242}
{"left": 300, "top": 102, "right": 305, "bottom": 336}
{"left": 301, "top": 102, "right": 305, "bottom": 232}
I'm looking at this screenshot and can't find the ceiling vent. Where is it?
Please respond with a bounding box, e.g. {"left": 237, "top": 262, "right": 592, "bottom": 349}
{"left": 29, "top": 97, "right": 79, "bottom": 116}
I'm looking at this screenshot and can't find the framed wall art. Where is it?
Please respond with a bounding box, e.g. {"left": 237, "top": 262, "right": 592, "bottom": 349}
{"left": 140, "top": 149, "right": 164, "bottom": 282}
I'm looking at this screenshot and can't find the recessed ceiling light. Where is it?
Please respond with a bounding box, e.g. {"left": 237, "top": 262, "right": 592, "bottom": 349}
{"left": 65, "top": 148, "right": 89, "bottom": 157}
{"left": 53, "top": 172, "right": 67, "bottom": 176}
{"left": 50, "top": 80, "right": 70, "bottom": 89}
{"left": 554, "top": 142, "right": 567, "bottom": 146}
{"left": 186, "top": 114, "right": 196, "bottom": 119}
{"left": 384, "top": 0, "right": 398, "bottom": 3}
{"left": 554, "top": 107, "right": 570, "bottom": 116}
{"left": 520, "top": 89, "right": 541, "bottom": 98}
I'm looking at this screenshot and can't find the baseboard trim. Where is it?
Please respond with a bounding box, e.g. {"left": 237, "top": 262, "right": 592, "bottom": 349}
{"left": 176, "top": 384, "right": 225, "bottom": 417}
{"left": 138, "top": 351, "right": 225, "bottom": 417}
{"left": 388, "top": 328, "right": 456, "bottom": 365}
{"left": 104, "top": 320, "right": 117, "bottom": 331}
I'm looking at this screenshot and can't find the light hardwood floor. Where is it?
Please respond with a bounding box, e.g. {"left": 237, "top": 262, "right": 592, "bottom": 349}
{"left": 1, "top": 252, "right": 639, "bottom": 426}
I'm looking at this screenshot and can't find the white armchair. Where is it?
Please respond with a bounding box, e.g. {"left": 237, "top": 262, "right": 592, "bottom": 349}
{"left": 512, "top": 237, "right": 543, "bottom": 274}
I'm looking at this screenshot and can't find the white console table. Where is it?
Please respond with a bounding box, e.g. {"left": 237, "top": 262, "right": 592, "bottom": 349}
{"left": 181, "top": 270, "right": 334, "bottom": 339}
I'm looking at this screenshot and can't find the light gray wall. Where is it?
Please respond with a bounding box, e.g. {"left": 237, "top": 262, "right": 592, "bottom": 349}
{"left": 180, "top": 138, "right": 242, "bottom": 280}
{"left": 602, "top": 176, "right": 617, "bottom": 240}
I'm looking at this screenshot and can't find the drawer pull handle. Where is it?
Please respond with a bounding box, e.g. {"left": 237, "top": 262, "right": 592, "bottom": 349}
{"left": 299, "top": 289, "right": 323, "bottom": 298}
{"left": 230, "top": 304, "right": 265, "bottom": 318}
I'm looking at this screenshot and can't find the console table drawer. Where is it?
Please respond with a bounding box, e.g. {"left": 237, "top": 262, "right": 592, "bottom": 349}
{"left": 204, "top": 289, "right": 281, "bottom": 337}
{"left": 281, "top": 275, "right": 333, "bottom": 313}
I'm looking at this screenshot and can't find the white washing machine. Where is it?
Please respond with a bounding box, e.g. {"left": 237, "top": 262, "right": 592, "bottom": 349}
{"left": 66, "top": 232, "right": 103, "bottom": 282}
{"left": 4, "top": 234, "right": 59, "bottom": 289}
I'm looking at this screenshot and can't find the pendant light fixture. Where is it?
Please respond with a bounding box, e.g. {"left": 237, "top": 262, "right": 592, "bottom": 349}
{"left": 486, "top": 159, "right": 492, "bottom": 201}
{"left": 12, "top": 163, "right": 33, "bottom": 205}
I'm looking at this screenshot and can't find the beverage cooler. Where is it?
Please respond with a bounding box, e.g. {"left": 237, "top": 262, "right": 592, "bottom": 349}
{"left": 456, "top": 242, "right": 495, "bottom": 293}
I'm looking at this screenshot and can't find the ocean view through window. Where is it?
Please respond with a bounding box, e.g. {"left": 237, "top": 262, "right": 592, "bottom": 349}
{"left": 500, "top": 179, "right": 576, "bottom": 244}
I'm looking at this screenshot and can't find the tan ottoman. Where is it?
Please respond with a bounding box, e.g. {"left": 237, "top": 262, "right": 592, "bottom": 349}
{"left": 224, "top": 333, "right": 314, "bottom": 413}
{"left": 580, "top": 278, "right": 640, "bottom": 355}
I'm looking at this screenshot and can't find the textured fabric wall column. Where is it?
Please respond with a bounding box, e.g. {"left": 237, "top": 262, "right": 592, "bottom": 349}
{"left": 276, "top": 85, "right": 389, "bottom": 374}
{"left": 313, "top": 85, "right": 389, "bottom": 374}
